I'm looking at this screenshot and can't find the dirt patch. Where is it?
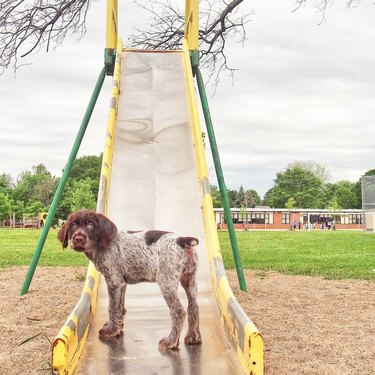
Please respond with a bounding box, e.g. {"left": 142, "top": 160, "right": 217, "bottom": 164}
{"left": 0, "top": 267, "right": 374, "bottom": 375}
{"left": 0, "top": 267, "right": 86, "bottom": 375}
{"left": 227, "top": 270, "right": 375, "bottom": 375}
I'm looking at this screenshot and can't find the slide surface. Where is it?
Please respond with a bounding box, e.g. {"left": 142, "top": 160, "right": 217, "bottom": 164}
{"left": 74, "top": 50, "right": 243, "bottom": 374}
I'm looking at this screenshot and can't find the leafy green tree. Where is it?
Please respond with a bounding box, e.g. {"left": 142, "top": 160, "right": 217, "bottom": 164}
{"left": 24, "top": 200, "right": 44, "bottom": 217}
{"left": 235, "top": 185, "right": 246, "bottom": 208}
{"left": 327, "top": 196, "right": 341, "bottom": 211}
{"left": 13, "top": 164, "right": 57, "bottom": 209}
{"left": 70, "top": 154, "right": 102, "bottom": 179}
{"left": 11, "top": 200, "right": 25, "bottom": 220}
{"left": 57, "top": 155, "right": 102, "bottom": 218}
{"left": 0, "top": 173, "right": 14, "bottom": 195}
{"left": 262, "top": 187, "right": 274, "bottom": 207}
{"left": 266, "top": 164, "right": 325, "bottom": 208}
{"left": 333, "top": 180, "right": 358, "bottom": 209}
{"left": 210, "top": 185, "right": 222, "bottom": 208}
{"left": 322, "top": 182, "right": 335, "bottom": 207}
{"left": 69, "top": 154, "right": 102, "bottom": 197}
{"left": 245, "top": 189, "right": 261, "bottom": 207}
{"left": 0, "top": 192, "right": 12, "bottom": 221}
{"left": 227, "top": 189, "right": 238, "bottom": 208}
{"left": 67, "top": 179, "right": 96, "bottom": 212}
{"left": 285, "top": 197, "right": 296, "bottom": 210}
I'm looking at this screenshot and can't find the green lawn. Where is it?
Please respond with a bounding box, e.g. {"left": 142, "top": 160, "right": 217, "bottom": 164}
{"left": 1, "top": 229, "right": 374, "bottom": 280}
{"left": 0, "top": 229, "right": 88, "bottom": 268}
{"left": 219, "top": 230, "right": 375, "bottom": 280}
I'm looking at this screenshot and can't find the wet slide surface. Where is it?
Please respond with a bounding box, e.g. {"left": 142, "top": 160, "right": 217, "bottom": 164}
{"left": 75, "top": 51, "right": 242, "bottom": 374}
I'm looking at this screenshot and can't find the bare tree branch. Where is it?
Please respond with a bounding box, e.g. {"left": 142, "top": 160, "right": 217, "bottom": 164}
{"left": 0, "top": 0, "right": 250, "bottom": 84}
{"left": 292, "top": 0, "right": 363, "bottom": 25}
{"left": 0, "top": 0, "right": 96, "bottom": 73}
{"left": 127, "top": 0, "right": 252, "bottom": 87}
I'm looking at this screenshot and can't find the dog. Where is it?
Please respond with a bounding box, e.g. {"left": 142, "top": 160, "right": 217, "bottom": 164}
{"left": 57, "top": 209, "right": 202, "bottom": 351}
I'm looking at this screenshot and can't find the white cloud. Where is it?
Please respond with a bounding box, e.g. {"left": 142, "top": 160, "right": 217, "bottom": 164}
{"left": 0, "top": 0, "right": 374, "bottom": 198}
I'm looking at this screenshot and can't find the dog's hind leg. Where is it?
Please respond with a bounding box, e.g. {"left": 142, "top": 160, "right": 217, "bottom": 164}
{"left": 157, "top": 274, "right": 186, "bottom": 351}
{"left": 180, "top": 271, "right": 202, "bottom": 345}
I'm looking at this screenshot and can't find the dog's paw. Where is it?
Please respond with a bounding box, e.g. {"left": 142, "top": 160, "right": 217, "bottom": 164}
{"left": 99, "top": 323, "right": 122, "bottom": 340}
{"left": 184, "top": 329, "right": 202, "bottom": 345}
{"left": 158, "top": 337, "right": 180, "bottom": 352}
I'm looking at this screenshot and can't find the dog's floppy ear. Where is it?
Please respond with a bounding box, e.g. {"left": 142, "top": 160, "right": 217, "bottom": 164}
{"left": 97, "top": 213, "right": 118, "bottom": 250}
{"left": 57, "top": 220, "right": 70, "bottom": 249}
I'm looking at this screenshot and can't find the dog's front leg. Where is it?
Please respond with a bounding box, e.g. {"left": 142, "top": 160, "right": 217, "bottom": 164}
{"left": 99, "top": 281, "right": 126, "bottom": 340}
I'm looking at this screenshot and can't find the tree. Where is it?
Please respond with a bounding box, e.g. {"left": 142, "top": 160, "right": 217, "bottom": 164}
{"left": 333, "top": 180, "right": 358, "bottom": 209}
{"left": 1, "top": 0, "right": 249, "bottom": 84}
{"left": 287, "top": 161, "right": 330, "bottom": 184}
{"left": 24, "top": 199, "right": 44, "bottom": 217}
{"left": 285, "top": 197, "right": 296, "bottom": 210}
{"left": 67, "top": 179, "right": 96, "bottom": 211}
{"left": 266, "top": 164, "right": 325, "bottom": 208}
{"left": 210, "top": 185, "right": 222, "bottom": 208}
{"left": 128, "top": 0, "right": 250, "bottom": 85}
{"left": 0, "top": 192, "right": 11, "bottom": 220}
{"left": 245, "top": 189, "right": 261, "bottom": 207}
{"left": 0, "top": 173, "right": 14, "bottom": 195}
{"left": 327, "top": 196, "right": 341, "bottom": 211}
{"left": 11, "top": 200, "right": 25, "bottom": 220}
{"left": 226, "top": 189, "right": 238, "bottom": 207}
{"left": 292, "top": 0, "right": 363, "bottom": 24}
{"left": 235, "top": 185, "right": 246, "bottom": 207}
{"left": 13, "top": 164, "right": 57, "bottom": 209}
{"left": 262, "top": 187, "right": 273, "bottom": 207}
{"left": 68, "top": 154, "right": 102, "bottom": 198}
{"left": 57, "top": 154, "right": 102, "bottom": 218}
{"left": 0, "top": 0, "right": 92, "bottom": 72}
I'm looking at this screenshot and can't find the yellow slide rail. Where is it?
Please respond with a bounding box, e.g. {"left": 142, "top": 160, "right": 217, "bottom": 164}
{"left": 182, "top": 39, "right": 265, "bottom": 375}
{"left": 51, "top": 40, "right": 123, "bottom": 375}
{"left": 105, "top": 0, "right": 118, "bottom": 75}
{"left": 184, "top": 0, "right": 199, "bottom": 50}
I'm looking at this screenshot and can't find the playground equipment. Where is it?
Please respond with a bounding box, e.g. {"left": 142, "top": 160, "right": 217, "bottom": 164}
{"left": 1, "top": 212, "right": 48, "bottom": 228}
{"left": 21, "top": 1, "right": 264, "bottom": 374}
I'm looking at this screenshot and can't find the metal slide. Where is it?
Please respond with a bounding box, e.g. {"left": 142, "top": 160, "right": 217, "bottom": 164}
{"left": 52, "top": 44, "right": 263, "bottom": 375}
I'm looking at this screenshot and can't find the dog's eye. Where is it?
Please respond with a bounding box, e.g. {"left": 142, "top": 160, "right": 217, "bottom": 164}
{"left": 87, "top": 222, "right": 95, "bottom": 230}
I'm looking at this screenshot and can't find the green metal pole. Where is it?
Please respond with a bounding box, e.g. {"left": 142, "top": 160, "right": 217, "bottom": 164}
{"left": 195, "top": 68, "right": 247, "bottom": 292}
{"left": 20, "top": 66, "right": 107, "bottom": 295}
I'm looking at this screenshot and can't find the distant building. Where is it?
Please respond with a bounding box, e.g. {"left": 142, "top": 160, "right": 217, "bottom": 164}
{"left": 214, "top": 207, "right": 363, "bottom": 230}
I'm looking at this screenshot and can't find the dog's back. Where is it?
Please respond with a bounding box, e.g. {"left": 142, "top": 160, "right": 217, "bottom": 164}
{"left": 95, "top": 230, "right": 199, "bottom": 285}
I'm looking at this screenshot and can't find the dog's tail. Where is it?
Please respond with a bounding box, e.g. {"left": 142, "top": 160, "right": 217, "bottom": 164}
{"left": 177, "top": 237, "right": 199, "bottom": 248}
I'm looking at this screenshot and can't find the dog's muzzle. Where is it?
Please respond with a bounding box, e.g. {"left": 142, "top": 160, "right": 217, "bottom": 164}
{"left": 71, "top": 231, "right": 88, "bottom": 251}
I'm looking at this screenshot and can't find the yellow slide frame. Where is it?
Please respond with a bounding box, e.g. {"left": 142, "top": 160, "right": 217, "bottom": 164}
{"left": 51, "top": 40, "right": 123, "bottom": 375}
{"left": 182, "top": 39, "right": 264, "bottom": 375}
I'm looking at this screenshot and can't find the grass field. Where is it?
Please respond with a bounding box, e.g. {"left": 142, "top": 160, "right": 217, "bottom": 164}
{"left": 0, "top": 229, "right": 88, "bottom": 268}
{"left": 0, "top": 228, "right": 374, "bottom": 280}
{"left": 219, "top": 230, "right": 375, "bottom": 280}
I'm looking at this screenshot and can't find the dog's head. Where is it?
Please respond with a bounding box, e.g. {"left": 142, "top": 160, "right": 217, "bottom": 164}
{"left": 57, "top": 210, "right": 118, "bottom": 253}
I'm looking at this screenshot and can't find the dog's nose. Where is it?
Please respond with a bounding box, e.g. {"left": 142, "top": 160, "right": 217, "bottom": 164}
{"left": 73, "top": 232, "right": 87, "bottom": 244}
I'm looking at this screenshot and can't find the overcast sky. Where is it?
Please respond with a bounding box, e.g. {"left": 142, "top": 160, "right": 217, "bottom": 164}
{"left": 0, "top": 0, "right": 374, "bottom": 198}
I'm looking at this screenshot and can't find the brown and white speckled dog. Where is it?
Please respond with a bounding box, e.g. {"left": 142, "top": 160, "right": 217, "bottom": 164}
{"left": 57, "top": 209, "right": 202, "bottom": 351}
